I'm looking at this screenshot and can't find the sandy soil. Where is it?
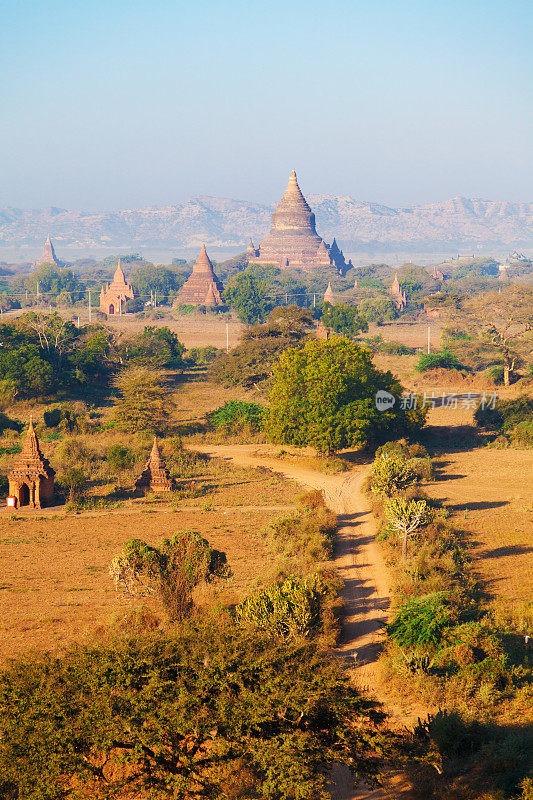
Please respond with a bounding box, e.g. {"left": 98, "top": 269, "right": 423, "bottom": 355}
{"left": 424, "top": 448, "right": 533, "bottom": 609}
{"left": 0, "top": 459, "right": 301, "bottom": 662}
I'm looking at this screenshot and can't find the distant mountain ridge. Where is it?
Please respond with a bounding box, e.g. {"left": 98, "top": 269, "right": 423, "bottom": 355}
{"left": 1, "top": 195, "right": 532, "bottom": 256}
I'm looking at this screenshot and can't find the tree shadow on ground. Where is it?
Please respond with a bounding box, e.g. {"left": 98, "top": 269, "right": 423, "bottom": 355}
{"left": 448, "top": 499, "right": 509, "bottom": 511}
{"left": 479, "top": 543, "right": 533, "bottom": 559}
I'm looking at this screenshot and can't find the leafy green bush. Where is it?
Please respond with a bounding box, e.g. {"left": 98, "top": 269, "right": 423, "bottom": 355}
{"left": 0, "top": 624, "right": 379, "bottom": 800}
{"left": 106, "top": 443, "right": 136, "bottom": 485}
{"left": 236, "top": 570, "right": 342, "bottom": 641}
{"left": 187, "top": 345, "right": 221, "bottom": 365}
{"left": 369, "top": 453, "right": 418, "bottom": 497}
{"left": 106, "top": 443, "right": 135, "bottom": 472}
{"left": 388, "top": 592, "right": 452, "bottom": 669}
{"left": 415, "top": 349, "right": 467, "bottom": 372}
{"left": 207, "top": 400, "right": 266, "bottom": 434}
{"left": 110, "top": 531, "right": 230, "bottom": 620}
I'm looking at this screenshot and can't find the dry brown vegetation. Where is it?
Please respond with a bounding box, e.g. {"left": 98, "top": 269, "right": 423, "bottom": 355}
{"left": 0, "top": 457, "right": 300, "bottom": 661}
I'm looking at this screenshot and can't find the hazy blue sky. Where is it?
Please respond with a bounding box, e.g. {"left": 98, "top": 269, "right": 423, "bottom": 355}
{"left": 1, "top": 0, "right": 532, "bottom": 209}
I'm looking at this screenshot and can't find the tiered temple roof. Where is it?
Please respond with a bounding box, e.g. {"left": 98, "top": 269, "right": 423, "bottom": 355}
{"left": 10, "top": 419, "right": 55, "bottom": 481}
{"left": 249, "top": 171, "right": 350, "bottom": 274}
{"left": 100, "top": 260, "right": 135, "bottom": 314}
{"left": 175, "top": 245, "right": 224, "bottom": 306}
{"left": 323, "top": 282, "right": 335, "bottom": 304}
{"left": 34, "top": 235, "right": 63, "bottom": 268}
{"left": 135, "top": 438, "right": 173, "bottom": 493}
{"left": 390, "top": 274, "right": 407, "bottom": 310}
{"left": 8, "top": 418, "right": 55, "bottom": 508}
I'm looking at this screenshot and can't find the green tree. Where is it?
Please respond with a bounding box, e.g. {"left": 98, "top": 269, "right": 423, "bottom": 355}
{"left": 110, "top": 532, "right": 230, "bottom": 620}
{"left": 24, "top": 263, "right": 86, "bottom": 300}
{"left": 113, "top": 367, "right": 173, "bottom": 434}
{"left": 385, "top": 497, "right": 431, "bottom": 558}
{"left": 106, "top": 444, "right": 135, "bottom": 485}
{"left": 223, "top": 273, "right": 272, "bottom": 323}
{"left": 269, "top": 337, "right": 426, "bottom": 454}
{"left": 0, "top": 344, "right": 54, "bottom": 397}
{"left": 19, "top": 312, "right": 78, "bottom": 368}
{"left": 72, "top": 328, "right": 116, "bottom": 382}
{"left": 321, "top": 303, "right": 368, "bottom": 337}
{"left": 121, "top": 326, "right": 186, "bottom": 368}
{"left": 358, "top": 297, "right": 398, "bottom": 324}
{"left": 130, "top": 263, "right": 183, "bottom": 304}
{"left": 0, "top": 625, "right": 380, "bottom": 800}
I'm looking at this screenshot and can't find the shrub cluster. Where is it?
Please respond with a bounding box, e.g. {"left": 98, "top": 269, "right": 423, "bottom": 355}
{"left": 236, "top": 570, "right": 342, "bottom": 641}
{"left": 416, "top": 349, "right": 469, "bottom": 372}
{"left": 0, "top": 623, "right": 380, "bottom": 800}
{"left": 475, "top": 395, "right": 533, "bottom": 448}
{"left": 368, "top": 443, "right": 505, "bottom": 682}
{"left": 238, "top": 491, "right": 343, "bottom": 646}
{"left": 206, "top": 400, "right": 266, "bottom": 436}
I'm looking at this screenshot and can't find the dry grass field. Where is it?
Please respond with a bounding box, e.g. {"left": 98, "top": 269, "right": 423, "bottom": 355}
{"left": 422, "top": 406, "right": 533, "bottom": 617}
{"left": 0, "top": 461, "right": 300, "bottom": 662}
{"left": 3, "top": 306, "right": 245, "bottom": 351}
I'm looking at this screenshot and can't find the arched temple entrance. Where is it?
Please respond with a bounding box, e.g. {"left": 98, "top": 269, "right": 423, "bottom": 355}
{"left": 108, "top": 304, "right": 115, "bottom": 315}
{"left": 19, "top": 483, "right": 30, "bottom": 506}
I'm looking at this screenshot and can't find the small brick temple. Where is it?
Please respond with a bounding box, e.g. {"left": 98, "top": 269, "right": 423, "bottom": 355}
{"left": 135, "top": 438, "right": 174, "bottom": 494}
{"left": 7, "top": 418, "right": 55, "bottom": 509}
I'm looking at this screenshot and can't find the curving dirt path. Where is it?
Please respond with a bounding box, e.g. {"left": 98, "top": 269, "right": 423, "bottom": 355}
{"left": 190, "top": 444, "right": 402, "bottom": 799}
{"left": 190, "top": 444, "right": 390, "bottom": 688}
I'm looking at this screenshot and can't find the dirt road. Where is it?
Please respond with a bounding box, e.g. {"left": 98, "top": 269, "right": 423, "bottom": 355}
{"left": 190, "top": 444, "right": 403, "bottom": 798}
{"left": 191, "top": 444, "right": 391, "bottom": 689}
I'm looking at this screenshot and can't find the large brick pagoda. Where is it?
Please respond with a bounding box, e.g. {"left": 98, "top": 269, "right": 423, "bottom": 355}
{"left": 33, "top": 234, "right": 63, "bottom": 268}
{"left": 175, "top": 244, "right": 224, "bottom": 307}
{"left": 249, "top": 171, "right": 350, "bottom": 275}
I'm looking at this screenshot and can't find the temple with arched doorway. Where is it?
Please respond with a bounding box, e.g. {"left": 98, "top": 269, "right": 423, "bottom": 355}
{"left": 7, "top": 419, "right": 55, "bottom": 509}
{"left": 99, "top": 260, "right": 135, "bottom": 315}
